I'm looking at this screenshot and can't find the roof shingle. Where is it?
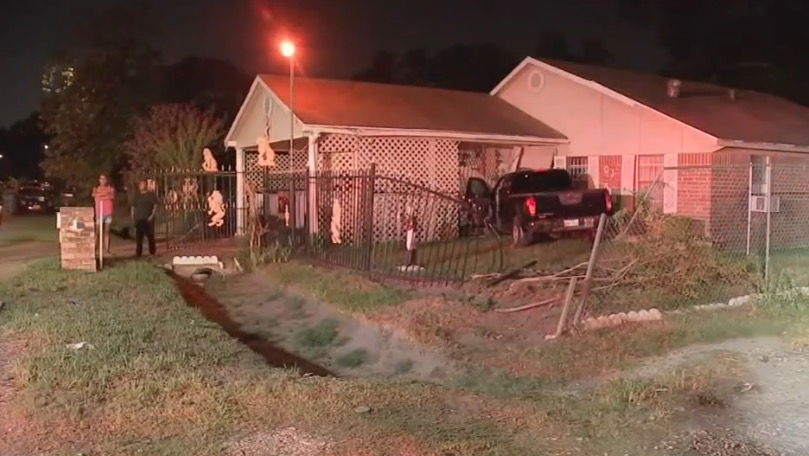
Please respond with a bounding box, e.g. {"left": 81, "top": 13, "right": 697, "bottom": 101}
{"left": 541, "top": 59, "right": 809, "bottom": 147}
{"left": 259, "top": 74, "right": 566, "bottom": 141}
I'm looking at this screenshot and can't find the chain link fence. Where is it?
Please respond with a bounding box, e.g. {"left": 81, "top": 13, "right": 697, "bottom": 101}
{"left": 582, "top": 162, "right": 809, "bottom": 318}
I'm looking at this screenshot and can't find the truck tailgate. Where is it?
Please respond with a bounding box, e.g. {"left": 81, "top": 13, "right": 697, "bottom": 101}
{"left": 534, "top": 190, "right": 608, "bottom": 218}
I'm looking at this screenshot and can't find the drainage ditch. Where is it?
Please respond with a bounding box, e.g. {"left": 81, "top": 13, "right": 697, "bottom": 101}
{"left": 170, "top": 273, "right": 335, "bottom": 377}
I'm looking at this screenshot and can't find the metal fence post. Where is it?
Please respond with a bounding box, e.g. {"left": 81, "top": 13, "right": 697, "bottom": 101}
{"left": 764, "top": 156, "right": 772, "bottom": 285}
{"left": 572, "top": 212, "right": 607, "bottom": 326}
{"left": 363, "top": 163, "right": 376, "bottom": 271}
{"left": 746, "top": 161, "right": 752, "bottom": 256}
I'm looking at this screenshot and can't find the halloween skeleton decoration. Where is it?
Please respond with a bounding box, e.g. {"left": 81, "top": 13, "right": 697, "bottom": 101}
{"left": 330, "top": 194, "right": 342, "bottom": 244}
{"left": 166, "top": 189, "right": 180, "bottom": 212}
{"left": 257, "top": 97, "right": 276, "bottom": 167}
{"left": 202, "top": 147, "right": 218, "bottom": 172}
{"left": 257, "top": 136, "right": 276, "bottom": 167}
{"left": 207, "top": 190, "right": 225, "bottom": 227}
{"left": 181, "top": 177, "right": 199, "bottom": 208}
{"left": 403, "top": 201, "right": 418, "bottom": 266}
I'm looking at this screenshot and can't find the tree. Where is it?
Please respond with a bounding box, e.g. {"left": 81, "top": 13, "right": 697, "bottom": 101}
{"left": 619, "top": 0, "right": 809, "bottom": 104}
{"left": 0, "top": 113, "right": 47, "bottom": 179}
{"left": 578, "top": 38, "right": 613, "bottom": 66}
{"left": 125, "top": 104, "right": 225, "bottom": 175}
{"left": 533, "top": 31, "right": 575, "bottom": 61}
{"left": 39, "top": 6, "right": 161, "bottom": 188}
{"left": 162, "top": 56, "right": 251, "bottom": 123}
{"left": 428, "top": 44, "right": 519, "bottom": 91}
{"left": 534, "top": 31, "right": 613, "bottom": 65}
{"left": 353, "top": 44, "right": 519, "bottom": 92}
{"left": 353, "top": 50, "right": 399, "bottom": 84}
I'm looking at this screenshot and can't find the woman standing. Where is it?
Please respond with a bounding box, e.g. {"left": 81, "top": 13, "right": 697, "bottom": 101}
{"left": 92, "top": 174, "right": 115, "bottom": 255}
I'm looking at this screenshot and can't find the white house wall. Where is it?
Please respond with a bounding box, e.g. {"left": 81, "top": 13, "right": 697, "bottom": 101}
{"left": 495, "top": 60, "right": 720, "bottom": 197}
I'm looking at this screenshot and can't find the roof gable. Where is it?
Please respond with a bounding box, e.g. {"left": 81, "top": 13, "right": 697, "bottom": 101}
{"left": 495, "top": 57, "right": 809, "bottom": 148}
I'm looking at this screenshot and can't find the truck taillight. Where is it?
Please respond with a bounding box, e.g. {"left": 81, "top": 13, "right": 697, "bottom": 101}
{"left": 525, "top": 196, "right": 537, "bottom": 217}
{"left": 605, "top": 191, "right": 613, "bottom": 213}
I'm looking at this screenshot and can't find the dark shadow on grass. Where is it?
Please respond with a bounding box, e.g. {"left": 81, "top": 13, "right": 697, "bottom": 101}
{"left": 170, "top": 273, "right": 335, "bottom": 377}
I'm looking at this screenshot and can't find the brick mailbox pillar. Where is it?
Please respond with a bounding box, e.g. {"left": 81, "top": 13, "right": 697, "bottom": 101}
{"left": 58, "top": 207, "right": 97, "bottom": 271}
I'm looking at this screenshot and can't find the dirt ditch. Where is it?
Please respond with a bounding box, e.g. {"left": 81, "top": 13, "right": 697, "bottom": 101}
{"left": 205, "top": 272, "right": 460, "bottom": 381}
{"left": 170, "top": 273, "right": 335, "bottom": 377}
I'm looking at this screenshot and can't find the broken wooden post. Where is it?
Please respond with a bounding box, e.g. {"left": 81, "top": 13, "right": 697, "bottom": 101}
{"left": 546, "top": 276, "right": 578, "bottom": 340}
{"left": 572, "top": 213, "right": 608, "bottom": 327}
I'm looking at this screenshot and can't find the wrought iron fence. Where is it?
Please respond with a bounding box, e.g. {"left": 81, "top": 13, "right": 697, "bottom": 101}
{"left": 252, "top": 167, "right": 505, "bottom": 282}
{"left": 132, "top": 169, "right": 241, "bottom": 252}
{"left": 136, "top": 166, "right": 504, "bottom": 282}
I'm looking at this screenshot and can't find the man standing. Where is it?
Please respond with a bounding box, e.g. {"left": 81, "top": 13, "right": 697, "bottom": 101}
{"left": 131, "top": 179, "right": 157, "bottom": 257}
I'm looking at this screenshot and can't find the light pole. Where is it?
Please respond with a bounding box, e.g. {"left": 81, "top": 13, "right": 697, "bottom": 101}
{"left": 280, "top": 39, "right": 296, "bottom": 237}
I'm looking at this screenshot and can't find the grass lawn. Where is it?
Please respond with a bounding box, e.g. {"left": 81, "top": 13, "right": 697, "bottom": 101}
{"left": 261, "top": 261, "right": 409, "bottom": 313}
{"left": 364, "top": 235, "right": 593, "bottom": 281}
{"left": 0, "top": 214, "right": 58, "bottom": 245}
{"left": 3, "top": 259, "right": 809, "bottom": 455}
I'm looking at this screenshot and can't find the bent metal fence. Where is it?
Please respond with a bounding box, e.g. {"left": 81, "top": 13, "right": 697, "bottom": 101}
{"left": 306, "top": 170, "right": 504, "bottom": 281}
{"left": 145, "top": 166, "right": 505, "bottom": 282}
{"left": 576, "top": 162, "right": 809, "bottom": 323}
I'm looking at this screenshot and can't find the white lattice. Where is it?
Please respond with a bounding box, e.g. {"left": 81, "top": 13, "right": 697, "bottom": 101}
{"left": 313, "top": 134, "right": 462, "bottom": 243}
{"left": 433, "top": 139, "right": 460, "bottom": 195}
{"left": 318, "top": 134, "right": 359, "bottom": 173}
{"left": 245, "top": 151, "right": 263, "bottom": 190}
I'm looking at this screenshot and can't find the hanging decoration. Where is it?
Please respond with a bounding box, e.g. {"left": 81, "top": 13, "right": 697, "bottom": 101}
{"left": 257, "top": 97, "right": 276, "bottom": 167}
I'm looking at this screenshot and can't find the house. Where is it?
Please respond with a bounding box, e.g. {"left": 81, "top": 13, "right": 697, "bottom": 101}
{"left": 492, "top": 57, "right": 809, "bottom": 247}
{"left": 225, "top": 75, "right": 566, "bottom": 238}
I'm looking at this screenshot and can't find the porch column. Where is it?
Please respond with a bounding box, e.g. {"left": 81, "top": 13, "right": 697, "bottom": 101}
{"left": 236, "top": 146, "right": 245, "bottom": 235}
{"left": 307, "top": 134, "right": 319, "bottom": 235}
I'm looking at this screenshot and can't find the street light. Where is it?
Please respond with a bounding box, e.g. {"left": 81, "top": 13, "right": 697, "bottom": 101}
{"left": 280, "top": 39, "right": 295, "bottom": 173}
{"left": 280, "top": 39, "right": 296, "bottom": 236}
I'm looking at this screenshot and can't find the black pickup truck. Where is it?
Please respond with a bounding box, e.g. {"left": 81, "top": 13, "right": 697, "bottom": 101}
{"left": 465, "top": 169, "right": 613, "bottom": 246}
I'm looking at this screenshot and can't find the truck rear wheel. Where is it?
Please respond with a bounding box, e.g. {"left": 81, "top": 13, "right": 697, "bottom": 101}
{"left": 511, "top": 216, "right": 531, "bottom": 247}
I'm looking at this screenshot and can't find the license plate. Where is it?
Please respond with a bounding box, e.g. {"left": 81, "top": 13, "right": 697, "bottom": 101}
{"left": 30, "top": 204, "right": 41, "bottom": 210}
{"left": 564, "top": 219, "right": 579, "bottom": 228}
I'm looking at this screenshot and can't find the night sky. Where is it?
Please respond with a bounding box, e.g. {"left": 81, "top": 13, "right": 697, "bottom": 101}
{"left": 0, "top": 0, "right": 666, "bottom": 127}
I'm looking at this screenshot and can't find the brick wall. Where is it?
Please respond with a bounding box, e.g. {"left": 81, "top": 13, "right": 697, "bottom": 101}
{"left": 59, "top": 207, "right": 97, "bottom": 271}
{"left": 677, "top": 153, "right": 713, "bottom": 219}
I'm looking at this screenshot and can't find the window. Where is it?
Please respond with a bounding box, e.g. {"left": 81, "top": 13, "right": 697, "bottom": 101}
{"left": 566, "top": 156, "right": 589, "bottom": 188}
{"left": 751, "top": 155, "right": 768, "bottom": 195}
{"left": 636, "top": 154, "right": 664, "bottom": 211}
{"left": 511, "top": 170, "right": 573, "bottom": 193}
